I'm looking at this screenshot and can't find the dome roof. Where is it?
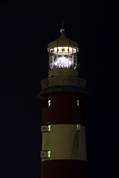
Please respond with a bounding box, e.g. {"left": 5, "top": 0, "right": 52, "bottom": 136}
{"left": 48, "top": 28, "right": 78, "bottom": 49}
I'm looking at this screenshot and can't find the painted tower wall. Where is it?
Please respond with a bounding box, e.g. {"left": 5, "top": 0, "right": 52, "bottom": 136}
{"left": 40, "top": 90, "right": 88, "bottom": 178}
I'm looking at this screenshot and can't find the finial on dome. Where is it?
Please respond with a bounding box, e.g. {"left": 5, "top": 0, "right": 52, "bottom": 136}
{"left": 60, "top": 28, "right": 65, "bottom": 33}
{"left": 60, "top": 20, "right": 65, "bottom": 33}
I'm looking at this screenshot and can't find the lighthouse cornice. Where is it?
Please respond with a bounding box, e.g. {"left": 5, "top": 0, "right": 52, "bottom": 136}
{"left": 39, "top": 78, "right": 88, "bottom": 100}
{"left": 40, "top": 77, "right": 87, "bottom": 90}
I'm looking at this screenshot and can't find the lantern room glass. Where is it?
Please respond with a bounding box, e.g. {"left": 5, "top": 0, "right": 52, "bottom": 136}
{"left": 48, "top": 47, "right": 78, "bottom": 70}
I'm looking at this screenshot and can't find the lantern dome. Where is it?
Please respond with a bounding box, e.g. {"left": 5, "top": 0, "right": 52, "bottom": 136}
{"left": 48, "top": 28, "right": 79, "bottom": 49}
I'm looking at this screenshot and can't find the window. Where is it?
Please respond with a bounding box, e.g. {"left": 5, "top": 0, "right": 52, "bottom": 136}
{"left": 41, "top": 150, "right": 51, "bottom": 159}
{"left": 76, "top": 124, "right": 80, "bottom": 131}
{"left": 77, "top": 99, "right": 80, "bottom": 106}
{"left": 48, "top": 99, "right": 51, "bottom": 107}
{"left": 48, "top": 125, "right": 51, "bottom": 131}
{"left": 48, "top": 150, "right": 51, "bottom": 158}
{"left": 41, "top": 125, "right": 51, "bottom": 132}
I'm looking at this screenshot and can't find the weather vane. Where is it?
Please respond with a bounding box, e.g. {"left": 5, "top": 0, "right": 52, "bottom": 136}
{"left": 60, "top": 20, "right": 65, "bottom": 33}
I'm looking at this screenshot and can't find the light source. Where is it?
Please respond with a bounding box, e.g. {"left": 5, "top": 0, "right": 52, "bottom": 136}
{"left": 48, "top": 29, "right": 79, "bottom": 70}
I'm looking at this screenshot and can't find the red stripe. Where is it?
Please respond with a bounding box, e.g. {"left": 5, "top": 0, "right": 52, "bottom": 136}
{"left": 41, "top": 160, "right": 88, "bottom": 178}
{"left": 41, "top": 92, "right": 87, "bottom": 126}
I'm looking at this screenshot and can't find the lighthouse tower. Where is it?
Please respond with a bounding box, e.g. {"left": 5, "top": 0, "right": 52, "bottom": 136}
{"left": 39, "top": 28, "right": 88, "bottom": 178}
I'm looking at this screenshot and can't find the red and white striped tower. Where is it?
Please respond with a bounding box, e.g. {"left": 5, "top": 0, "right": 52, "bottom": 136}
{"left": 40, "top": 28, "right": 88, "bottom": 178}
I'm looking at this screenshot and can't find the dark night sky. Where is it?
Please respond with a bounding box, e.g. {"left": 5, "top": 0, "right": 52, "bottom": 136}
{"left": 0, "top": 1, "right": 114, "bottom": 178}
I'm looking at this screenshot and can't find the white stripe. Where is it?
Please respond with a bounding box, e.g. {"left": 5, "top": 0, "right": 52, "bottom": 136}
{"left": 41, "top": 124, "right": 87, "bottom": 161}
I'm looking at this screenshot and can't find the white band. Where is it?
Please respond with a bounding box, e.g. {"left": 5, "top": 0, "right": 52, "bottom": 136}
{"left": 41, "top": 124, "right": 87, "bottom": 161}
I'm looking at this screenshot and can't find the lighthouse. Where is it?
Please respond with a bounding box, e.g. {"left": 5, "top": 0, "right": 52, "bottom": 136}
{"left": 39, "top": 27, "right": 88, "bottom": 178}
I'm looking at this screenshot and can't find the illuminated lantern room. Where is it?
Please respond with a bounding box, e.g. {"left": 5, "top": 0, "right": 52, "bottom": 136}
{"left": 48, "top": 28, "right": 79, "bottom": 70}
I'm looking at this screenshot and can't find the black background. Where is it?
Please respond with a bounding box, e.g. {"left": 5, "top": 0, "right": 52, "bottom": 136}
{"left": 0, "top": 0, "right": 113, "bottom": 178}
